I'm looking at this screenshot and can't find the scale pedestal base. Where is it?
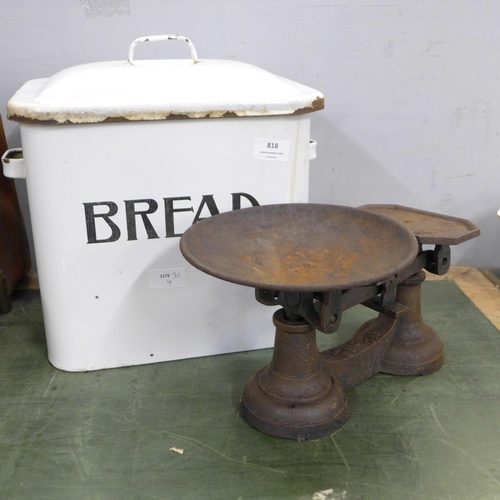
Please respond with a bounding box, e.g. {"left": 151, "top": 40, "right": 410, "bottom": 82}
{"left": 381, "top": 270, "right": 444, "bottom": 376}
{"left": 241, "top": 309, "right": 348, "bottom": 440}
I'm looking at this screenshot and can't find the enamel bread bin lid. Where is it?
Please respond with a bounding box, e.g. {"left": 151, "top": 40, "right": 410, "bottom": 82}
{"left": 8, "top": 34, "right": 324, "bottom": 125}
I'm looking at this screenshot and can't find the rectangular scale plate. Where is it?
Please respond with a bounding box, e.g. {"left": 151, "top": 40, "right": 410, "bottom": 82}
{"left": 358, "top": 204, "right": 480, "bottom": 245}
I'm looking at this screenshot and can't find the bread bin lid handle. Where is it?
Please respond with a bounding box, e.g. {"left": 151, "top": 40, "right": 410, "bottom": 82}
{"left": 127, "top": 34, "right": 200, "bottom": 65}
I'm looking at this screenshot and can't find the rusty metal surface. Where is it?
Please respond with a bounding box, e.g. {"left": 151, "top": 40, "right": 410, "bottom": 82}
{"left": 380, "top": 270, "right": 444, "bottom": 375}
{"left": 179, "top": 202, "right": 480, "bottom": 440}
{"left": 322, "top": 270, "right": 444, "bottom": 388}
{"left": 240, "top": 309, "right": 348, "bottom": 440}
{"left": 321, "top": 314, "right": 399, "bottom": 390}
{"left": 358, "top": 204, "right": 480, "bottom": 245}
{"left": 180, "top": 204, "right": 418, "bottom": 292}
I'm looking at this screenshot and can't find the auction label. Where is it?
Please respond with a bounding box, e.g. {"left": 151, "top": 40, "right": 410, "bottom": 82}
{"left": 148, "top": 268, "right": 186, "bottom": 289}
{"left": 253, "top": 139, "right": 291, "bottom": 162}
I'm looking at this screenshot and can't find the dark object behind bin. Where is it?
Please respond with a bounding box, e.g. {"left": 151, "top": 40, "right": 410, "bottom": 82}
{"left": 0, "top": 115, "right": 31, "bottom": 313}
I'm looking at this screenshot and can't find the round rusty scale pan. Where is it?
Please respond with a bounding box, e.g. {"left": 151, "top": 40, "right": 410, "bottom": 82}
{"left": 180, "top": 203, "right": 418, "bottom": 292}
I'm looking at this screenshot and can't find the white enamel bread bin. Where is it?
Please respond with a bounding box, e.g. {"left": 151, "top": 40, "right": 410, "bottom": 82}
{"left": 3, "top": 35, "right": 323, "bottom": 371}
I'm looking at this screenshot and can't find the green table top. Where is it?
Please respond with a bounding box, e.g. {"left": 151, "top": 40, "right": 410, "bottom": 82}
{"left": 1, "top": 281, "right": 499, "bottom": 500}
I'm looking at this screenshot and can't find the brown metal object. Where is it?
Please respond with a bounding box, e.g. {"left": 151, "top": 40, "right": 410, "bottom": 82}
{"left": 180, "top": 203, "right": 480, "bottom": 440}
{"left": 358, "top": 204, "right": 480, "bottom": 245}
{"left": 321, "top": 314, "right": 400, "bottom": 390}
{"left": 381, "top": 270, "right": 445, "bottom": 375}
{"left": 241, "top": 309, "right": 348, "bottom": 440}
{"left": 0, "top": 116, "right": 31, "bottom": 313}
{"left": 322, "top": 270, "right": 444, "bottom": 383}
{"left": 354, "top": 204, "right": 480, "bottom": 375}
{"left": 324, "top": 205, "right": 481, "bottom": 384}
{"left": 180, "top": 203, "right": 418, "bottom": 292}
{"left": 181, "top": 204, "right": 417, "bottom": 439}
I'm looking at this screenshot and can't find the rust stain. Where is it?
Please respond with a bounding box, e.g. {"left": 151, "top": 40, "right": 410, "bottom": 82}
{"left": 358, "top": 204, "right": 480, "bottom": 245}
{"left": 291, "top": 96, "right": 325, "bottom": 115}
{"left": 8, "top": 98, "right": 324, "bottom": 125}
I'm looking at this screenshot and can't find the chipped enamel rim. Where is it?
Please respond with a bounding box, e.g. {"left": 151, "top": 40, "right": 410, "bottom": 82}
{"left": 8, "top": 43, "right": 324, "bottom": 125}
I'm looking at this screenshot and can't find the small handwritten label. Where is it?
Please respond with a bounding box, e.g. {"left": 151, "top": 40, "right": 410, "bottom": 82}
{"left": 148, "top": 268, "right": 185, "bottom": 289}
{"left": 253, "top": 138, "right": 291, "bottom": 162}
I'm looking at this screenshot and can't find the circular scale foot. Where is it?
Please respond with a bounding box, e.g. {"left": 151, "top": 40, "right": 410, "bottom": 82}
{"left": 381, "top": 271, "right": 444, "bottom": 376}
{"left": 241, "top": 310, "right": 348, "bottom": 440}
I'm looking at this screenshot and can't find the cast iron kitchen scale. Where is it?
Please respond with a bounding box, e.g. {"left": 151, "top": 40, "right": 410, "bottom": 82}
{"left": 180, "top": 203, "right": 479, "bottom": 440}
